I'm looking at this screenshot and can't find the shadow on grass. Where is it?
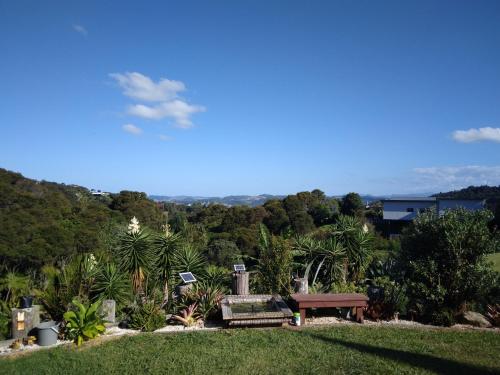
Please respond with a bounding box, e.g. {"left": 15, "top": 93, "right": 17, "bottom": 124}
{"left": 302, "top": 331, "right": 496, "bottom": 375}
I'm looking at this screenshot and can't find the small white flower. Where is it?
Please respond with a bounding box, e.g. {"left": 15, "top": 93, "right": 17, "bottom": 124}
{"left": 128, "top": 217, "right": 141, "bottom": 234}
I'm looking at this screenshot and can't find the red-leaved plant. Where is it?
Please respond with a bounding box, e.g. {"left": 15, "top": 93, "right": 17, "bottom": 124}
{"left": 172, "top": 303, "right": 200, "bottom": 327}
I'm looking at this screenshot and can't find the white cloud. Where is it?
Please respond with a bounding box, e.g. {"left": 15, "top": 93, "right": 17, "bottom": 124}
{"left": 128, "top": 100, "right": 206, "bottom": 128}
{"left": 452, "top": 127, "right": 500, "bottom": 143}
{"left": 413, "top": 165, "right": 500, "bottom": 191}
{"left": 122, "top": 124, "right": 143, "bottom": 135}
{"left": 109, "top": 72, "right": 185, "bottom": 102}
{"left": 110, "top": 72, "right": 205, "bottom": 129}
{"left": 73, "top": 24, "right": 88, "bottom": 36}
{"left": 159, "top": 134, "right": 173, "bottom": 141}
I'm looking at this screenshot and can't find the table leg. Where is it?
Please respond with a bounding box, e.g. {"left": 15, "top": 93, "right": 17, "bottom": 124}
{"left": 356, "top": 307, "right": 364, "bottom": 323}
{"left": 300, "top": 308, "right": 306, "bottom": 326}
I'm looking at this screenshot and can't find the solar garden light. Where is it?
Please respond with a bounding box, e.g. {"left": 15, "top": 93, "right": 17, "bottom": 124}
{"left": 176, "top": 272, "right": 196, "bottom": 297}
{"left": 232, "top": 264, "right": 249, "bottom": 295}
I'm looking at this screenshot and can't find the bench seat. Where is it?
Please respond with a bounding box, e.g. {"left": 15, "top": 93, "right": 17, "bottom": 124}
{"left": 290, "top": 293, "right": 369, "bottom": 325}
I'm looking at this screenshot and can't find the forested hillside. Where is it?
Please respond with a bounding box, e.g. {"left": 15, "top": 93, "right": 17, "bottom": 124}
{"left": 0, "top": 168, "right": 358, "bottom": 271}
{"left": 0, "top": 168, "right": 164, "bottom": 270}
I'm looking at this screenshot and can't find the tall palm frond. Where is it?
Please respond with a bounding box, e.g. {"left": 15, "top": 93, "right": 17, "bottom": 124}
{"left": 92, "top": 263, "right": 131, "bottom": 305}
{"left": 172, "top": 245, "right": 207, "bottom": 281}
{"left": 152, "top": 229, "right": 183, "bottom": 306}
{"left": 116, "top": 228, "right": 157, "bottom": 294}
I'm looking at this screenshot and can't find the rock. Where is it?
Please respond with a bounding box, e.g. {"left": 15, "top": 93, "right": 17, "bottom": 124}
{"left": 459, "top": 311, "right": 492, "bottom": 328}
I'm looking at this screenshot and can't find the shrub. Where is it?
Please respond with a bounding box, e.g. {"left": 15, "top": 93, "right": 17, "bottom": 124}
{"left": 366, "top": 277, "right": 407, "bottom": 320}
{"left": 128, "top": 300, "right": 166, "bottom": 332}
{"left": 399, "top": 209, "right": 497, "bottom": 325}
{"left": 64, "top": 299, "right": 105, "bottom": 346}
{"left": 256, "top": 225, "right": 293, "bottom": 295}
{"left": 179, "top": 281, "right": 224, "bottom": 320}
{"left": 0, "top": 300, "right": 10, "bottom": 340}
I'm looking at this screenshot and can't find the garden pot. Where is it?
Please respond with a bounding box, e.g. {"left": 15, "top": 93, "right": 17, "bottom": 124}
{"left": 36, "top": 321, "right": 59, "bottom": 346}
{"left": 20, "top": 296, "right": 33, "bottom": 308}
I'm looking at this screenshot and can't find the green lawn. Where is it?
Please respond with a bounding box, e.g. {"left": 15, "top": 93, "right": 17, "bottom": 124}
{"left": 487, "top": 252, "right": 500, "bottom": 273}
{"left": 1, "top": 325, "right": 499, "bottom": 374}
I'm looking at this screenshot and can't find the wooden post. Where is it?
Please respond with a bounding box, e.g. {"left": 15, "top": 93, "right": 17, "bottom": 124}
{"left": 300, "top": 308, "right": 306, "bottom": 326}
{"left": 294, "top": 278, "right": 308, "bottom": 294}
{"left": 232, "top": 272, "right": 249, "bottom": 295}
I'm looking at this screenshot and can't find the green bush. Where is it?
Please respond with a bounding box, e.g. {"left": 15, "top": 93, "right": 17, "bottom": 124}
{"left": 366, "top": 276, "right": 407, "bottom": 320}
{"left": 128, "top": 300, "right": 166, "bottom": 332}
{"left": 399, "top": 208, "right": 497, "bottom": 325}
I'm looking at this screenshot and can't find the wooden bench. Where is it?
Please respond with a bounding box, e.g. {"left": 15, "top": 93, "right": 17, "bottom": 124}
{"left": 290, "top": 293, "right": 369, "bottom": 325}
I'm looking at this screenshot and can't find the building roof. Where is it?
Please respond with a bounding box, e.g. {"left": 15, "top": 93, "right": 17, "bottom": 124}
{"left": 381, "top": 197, "right": 485, "bottom": 203}
{"left": 381, "top": 197, "right": 436, "bottom": 203}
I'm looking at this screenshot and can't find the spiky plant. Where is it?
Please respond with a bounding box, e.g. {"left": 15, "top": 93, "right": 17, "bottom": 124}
{"left": 116, "top": 220, "right": 157, "bottom": 295}
{"left": 171, "top": 244, "right": 206, "bottom": 282}
{"left": 0, "top": 271, "right": 30, "bottom": 307}
{"left": 152, "top": 228, "right": 183, "bottom": 306}
{"left": 201, "top": 265, "right": 231, "bottom": 292}
{"left": 92, "top": 263, "right": 131, "bottom": 305}
{"left": 310, "top": 238, "right": 346, "bottom": 287}
{"left": 331, "top": 215, "right": 373, "bottom": 282}
{"left": 172, "top": 303, "right": 200, "bottom": 327}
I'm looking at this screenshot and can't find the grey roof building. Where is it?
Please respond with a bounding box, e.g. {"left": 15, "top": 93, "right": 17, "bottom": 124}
{"left": 382, "top": 197, "right": 485, "bottom": 221}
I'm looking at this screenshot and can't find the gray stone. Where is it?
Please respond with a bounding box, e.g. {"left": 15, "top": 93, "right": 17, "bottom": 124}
{"left": 294, "top": 278, "right": 309, "bottom": 294}
{"left": 460, "top": 311, "right": 492, "bottom": 328}
{"left": 99, "top": 299, "right": 116, "bottom": 323}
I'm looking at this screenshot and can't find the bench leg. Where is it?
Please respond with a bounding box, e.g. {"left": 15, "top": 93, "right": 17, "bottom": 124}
{"left": 300, "top": 308, "right": 306, "bottom": 326}
{"left": 356, "top": 307, "right": 364, "bottom": 323}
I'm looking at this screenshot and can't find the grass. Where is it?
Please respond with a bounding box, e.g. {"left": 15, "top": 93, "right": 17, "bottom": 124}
{"left": 487, "top": 252, "right": 500, "bottom": 273}
{"left": 1, "top": 325, "right": 499, "bottom": 374}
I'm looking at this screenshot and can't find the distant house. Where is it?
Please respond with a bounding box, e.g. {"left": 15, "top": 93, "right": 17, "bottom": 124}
{"left": 382, "top": 197, "right": 485, "bottom": 236}
{"left": 90, "top": 189, "right": 110, "bottom": 197}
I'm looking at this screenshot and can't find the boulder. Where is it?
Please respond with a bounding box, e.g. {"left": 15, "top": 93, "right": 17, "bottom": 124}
{"left": 459, "top": 311, "right": 492, "bottom": 328}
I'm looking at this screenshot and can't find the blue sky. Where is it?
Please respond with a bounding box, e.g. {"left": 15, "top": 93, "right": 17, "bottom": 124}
{"left": 1, "top": 1, "right": 499, "bottom": 196}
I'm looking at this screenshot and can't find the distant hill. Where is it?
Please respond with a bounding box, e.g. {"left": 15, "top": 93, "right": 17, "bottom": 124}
{"left": 149, "top": 194, "right": 285, "bottom": 207}
{"left": 433, "top": 185, "right": 500, "bottom": 201}
{"left": 150, "top": 194, "right": 394, "bottom": 207}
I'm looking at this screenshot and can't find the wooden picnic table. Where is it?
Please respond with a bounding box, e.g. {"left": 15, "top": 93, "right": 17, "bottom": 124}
{"left": 290, "top": 293, "right": 369, "bottom": 325}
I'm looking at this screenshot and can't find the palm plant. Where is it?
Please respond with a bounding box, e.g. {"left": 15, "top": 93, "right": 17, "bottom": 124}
{"left": 201, "top": 265, "right": 231, "bottom": 293}
{"left": 0, "top": 271, "right": 30, "bottom": 307}
{"left": 331, "top": 215, "right": 373, "bottom": 282}
{"left": 152, "top": 227, "right": 182, "bottom": 306}
{"left": 92, "top": 263, "right": 131, "bottom": 305}
{"left": 116, "top": 219, "right": 157, "bottom": 295}
{"left": 310, "top": 238, "right": 346, "bottom": 287}
{"left": 171, "top": 244, "right": 207, "bottom": 282}
{"left": 37, "top": 259, "right": 84, "bottom": 321}
{"left": 292, "top": 235, "right": 346, "bottom": 289}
